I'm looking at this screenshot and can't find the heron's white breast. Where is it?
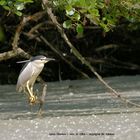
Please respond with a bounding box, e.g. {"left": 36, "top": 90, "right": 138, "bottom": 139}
{"left": 31, "top": 62, "right": 44, "bottom": 75}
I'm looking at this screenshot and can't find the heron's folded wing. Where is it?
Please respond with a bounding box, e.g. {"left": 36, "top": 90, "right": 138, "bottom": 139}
{"left": 16, "top": 62, "right": 33, "bottom": 92}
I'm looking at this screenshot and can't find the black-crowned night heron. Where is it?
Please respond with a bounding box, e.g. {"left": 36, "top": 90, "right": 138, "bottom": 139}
{"left": 16, "top": 55, "right": 54, "bottom": 104}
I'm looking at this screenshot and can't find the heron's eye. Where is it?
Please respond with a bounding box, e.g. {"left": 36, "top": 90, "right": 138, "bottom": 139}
{"left": 41, "top": 58, "right": 45, "bottom": 61}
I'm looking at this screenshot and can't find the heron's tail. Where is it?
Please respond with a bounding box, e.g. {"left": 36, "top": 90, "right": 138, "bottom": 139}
{"left": 16, "top": 82, "right": 22, "bottom": 92}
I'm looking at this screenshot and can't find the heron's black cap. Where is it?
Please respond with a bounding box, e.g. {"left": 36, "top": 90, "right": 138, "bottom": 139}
{"left": 30, "top": 55, "right": 55, "bottom": 61}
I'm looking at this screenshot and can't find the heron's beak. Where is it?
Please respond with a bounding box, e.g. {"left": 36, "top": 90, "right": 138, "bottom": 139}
{"left": 45, "top": 58, "right": 55, "bottom": 62}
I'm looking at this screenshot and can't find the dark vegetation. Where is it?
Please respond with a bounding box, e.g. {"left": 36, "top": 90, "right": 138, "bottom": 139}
{"left": 0, "top": 0, "right": 140, "bottom": 84}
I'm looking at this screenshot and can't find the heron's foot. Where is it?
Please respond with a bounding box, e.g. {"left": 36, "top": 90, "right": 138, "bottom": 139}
{"left": 29, "top": 95, "right": 38, "bottom": 104}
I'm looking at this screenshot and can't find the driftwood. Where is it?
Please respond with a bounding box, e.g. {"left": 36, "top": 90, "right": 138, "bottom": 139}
{"left": 37, "top": 83, "right": 47, "bottom": 115}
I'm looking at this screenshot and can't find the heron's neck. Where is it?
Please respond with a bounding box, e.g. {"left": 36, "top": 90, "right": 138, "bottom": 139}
{"left": 32, "top": 63, "right": 44, "bottom": 69}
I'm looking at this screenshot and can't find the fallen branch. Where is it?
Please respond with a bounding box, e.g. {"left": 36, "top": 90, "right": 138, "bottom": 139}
{"left": 42, "top": 2, "right": 140, "bottom": 107}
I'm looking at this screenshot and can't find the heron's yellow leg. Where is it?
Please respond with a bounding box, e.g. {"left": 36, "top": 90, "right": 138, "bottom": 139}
{"left": 26, "top": 81, "right": 34, "bottom": 97}
{"left": 30, "top": 86, "right": 33, "bottom": 93}
{"left": 26, "top": 81, "right": 36, "bottom": 103}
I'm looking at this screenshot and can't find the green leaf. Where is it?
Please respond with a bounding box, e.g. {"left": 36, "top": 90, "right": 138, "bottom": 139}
{"left": 100, "top": 23, "right": 110, "bottom": 32}
{"left": 7, "top": 1, "right": 13, "bottom": 6}
{"left": 63, "top": 20, "right": 72, "bottom": 29}
{"left": 15, "top": 10, "right": 22, "bottom": 16}
{"left": 17, "top": 0, "right": 33, "bottom": 3}
{"left": 76, "top": 24, "right": 84, "bottom": 37}
{"left": 53, "top": 1, "right": 59, "bottom": 6}
{"left": 14, "top": 2, "right": 25, "bottom": 10}
{"left": 66, "top": 5, "right": 75, "bottom": 16}
{"left": 0, "top": 1, "right": 7, "bottom": 6}
{"left": 98, "top": 2, "right": 104, "bottom": 9}
{"left": 3, "top": 5, "right": 10, "bottom": 11}
{"left": 73, "top": 13, "right": 80, "bottom": 20}
{"left": 76, "top": 24, "right": 83, "bottom": 34}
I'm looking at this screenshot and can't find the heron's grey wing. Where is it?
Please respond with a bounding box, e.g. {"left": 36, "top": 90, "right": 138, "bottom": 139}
{"left": 16, "top": 62, "right": 33, "bottom": 91}
{"left": 16, "top": 60, "right": 30, "bottom": 63}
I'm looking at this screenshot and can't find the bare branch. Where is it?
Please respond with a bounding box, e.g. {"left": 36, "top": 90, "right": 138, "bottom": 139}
{"left": 95, "top": 44, "right": 120, "bottom": 52}
{"left": 0, "top": 48, "right": 30, "bottom": 61}
{"left": 40, "top": 35, "right": 90, "bottom": 79}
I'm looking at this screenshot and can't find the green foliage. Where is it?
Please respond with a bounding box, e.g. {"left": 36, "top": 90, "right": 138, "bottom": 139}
{"left": 76, "top": 23, "right": 84, "bottom": 37}
{"left": 0, "top": 0, "right": 33, "bottom": 16}
{"left": 53, "top": 0, "right": 140, "bottom": 32}
{"left": 63, "top": 20, "right": 72, "bottom": 29}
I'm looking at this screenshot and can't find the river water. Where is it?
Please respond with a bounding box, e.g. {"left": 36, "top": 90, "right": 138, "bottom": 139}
{"left": 0, "top": 76, "right": 140, "bottom": 140}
